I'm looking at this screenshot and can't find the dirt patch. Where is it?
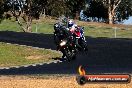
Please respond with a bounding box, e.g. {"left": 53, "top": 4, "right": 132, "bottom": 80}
{"left": 0, "top": 76, "right": 131, "bottom": 88}
{"left": 25, "top": 54, "right": 52, "bottom": 60}
{"left": 26, "top": 55, "right": 44, "bottom": 60}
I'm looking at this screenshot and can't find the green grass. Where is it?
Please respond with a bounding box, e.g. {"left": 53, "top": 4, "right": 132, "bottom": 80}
{"left": 32, "top": 22, "right": 54, "bottom": 34}
{"left": 0, "top": 19, "right": 132, "bottom": 38}
{"left": 84, "top": 26, "right": 132, "bottom": 38}
{"left": 0, "top": 20, "right": 20, "bottom": 32}
{"left": 0, "top": 19, "right": 54, "bottom": 34}
{"left": 0, "top": 42, "right": 61, "bottom": 67}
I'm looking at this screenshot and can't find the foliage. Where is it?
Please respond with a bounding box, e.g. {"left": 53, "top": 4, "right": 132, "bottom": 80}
{"left": 66, "top": 0, "right": 86, "bottom": 19}
{"left": 117, "top": 0, "right": 132, "bottom": 22}
{"left": 84, "top": 0, "right": 108, "bottom": 22}
{"left": 84, "top": 0, "right": 132, "bottom": 24}
{"left": 0, "top": 0, "right": 4, "bottom": 22}
{"left": 0, "top": 0, "right": 87, "bottom": 31}
{"left": 0, "top": 0, "right": 132, "bottom": 26}
{"left": 1, "top": 0, "right": 43, "bottom": 32}
{"left": 48, "top": 0, "right": 69, "bottom": 17}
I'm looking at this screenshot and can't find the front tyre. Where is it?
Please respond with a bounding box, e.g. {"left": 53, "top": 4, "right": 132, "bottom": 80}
{"left": 64, "top": 48, "right": 76, "bottom": 61}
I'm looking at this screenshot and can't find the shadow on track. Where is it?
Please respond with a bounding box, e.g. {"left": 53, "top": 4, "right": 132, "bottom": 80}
{"left": 0, "top": 31, "right": 132, "bottom": 75}
{"left": 0, "top": 31, "right": 56, "bottom": 50}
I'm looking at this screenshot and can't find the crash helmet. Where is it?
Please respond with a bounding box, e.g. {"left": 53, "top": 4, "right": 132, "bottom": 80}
{"left": 54, "top": 23, "right": 63, "bottom": 32}
{"left": 68, "top": 20, "right": 74, "bottom": 28}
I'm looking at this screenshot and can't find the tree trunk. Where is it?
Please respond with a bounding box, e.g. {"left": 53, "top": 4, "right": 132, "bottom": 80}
{"left": 108, "top": 0, "right": 121, "bottom": 24}
{"left": 16, "top": 15, "right": 32, "bottom": 32}
{"left": 41, "top": 8, "right": 46, "bottom": 18}
{"left": 43, "top": 9, "right": 46, "bottom": 18}
{"left": 108, "top": 0, "right": 113, "bottom": 24}
{"left": 26, "top": 16, "right": 32, "bottom": 32}
{"left": 74, "top": 11, "right": 80, "bottom": 20}
{"left": 26, "top": 22, "right": 32, "bottom": 32}
{"left": 108, "top": 12, "right": 113, "bottom": 24}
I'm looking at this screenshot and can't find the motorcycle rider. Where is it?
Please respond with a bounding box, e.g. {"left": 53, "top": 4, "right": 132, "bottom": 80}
{"left": 67, "top": 20, "right": 85, "bottom": 40}
{"left": 54, "top": 20, "right": 69, "bottom": 41}
{"left": 54, "top": 22, "right": 74, "bottom": 59}
{"left": 67, "top": 20, "right": 86, "bottom": 50}
{"left": 54, "top": 22, "right": 70, "bottom": 48}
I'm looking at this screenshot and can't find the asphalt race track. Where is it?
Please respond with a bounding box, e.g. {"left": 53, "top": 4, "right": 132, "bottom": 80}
{"left": 0, "top": 31, "right": 132, "bottom": 75}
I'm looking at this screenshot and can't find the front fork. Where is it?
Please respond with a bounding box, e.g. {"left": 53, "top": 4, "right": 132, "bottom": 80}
{"left": 61, "top": 47, "right": 73, "bottom": 59}
{"left": 61, "top": 48, "right": 67, "bottom": 58}
{"left": 75, "top": 38, "right": 82, "bottom": 49}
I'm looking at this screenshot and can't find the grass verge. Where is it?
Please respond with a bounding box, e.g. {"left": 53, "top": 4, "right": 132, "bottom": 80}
{"left": 0, "top": 19, "right": 132, "bottom": 38}
{"left": 0, "top": 42, "right": 61, "bottom": 67}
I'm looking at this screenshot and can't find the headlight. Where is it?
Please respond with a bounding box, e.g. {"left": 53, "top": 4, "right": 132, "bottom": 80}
{"left": 60, "top": 41, "right": 66, "bottom": 46}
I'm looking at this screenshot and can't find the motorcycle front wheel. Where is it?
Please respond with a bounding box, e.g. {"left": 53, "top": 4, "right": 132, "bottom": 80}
{"left": 63, "top": 48, "right": 76, "bottom": 61}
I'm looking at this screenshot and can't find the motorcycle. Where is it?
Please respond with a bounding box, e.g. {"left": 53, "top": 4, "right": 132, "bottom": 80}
{"left": 73, "top": 26, "right": 88, "bottom": 51}
{"left": 57, "top": 39, "right": 77, "bottom": 61}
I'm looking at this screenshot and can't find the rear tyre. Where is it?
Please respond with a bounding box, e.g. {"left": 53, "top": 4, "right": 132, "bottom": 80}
{"left": 81, "top": 40, "right": 88, "bottom": 51}
{"left": 72, "top": 54, "right": 76, "bottom": 60}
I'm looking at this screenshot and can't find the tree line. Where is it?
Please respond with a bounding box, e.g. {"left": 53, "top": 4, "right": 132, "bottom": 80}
{"left": 0, "top": 0, "right": 132, "bottom": 32}
{"left": 84, "top": 0, "right": 132, "bottom": 24}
